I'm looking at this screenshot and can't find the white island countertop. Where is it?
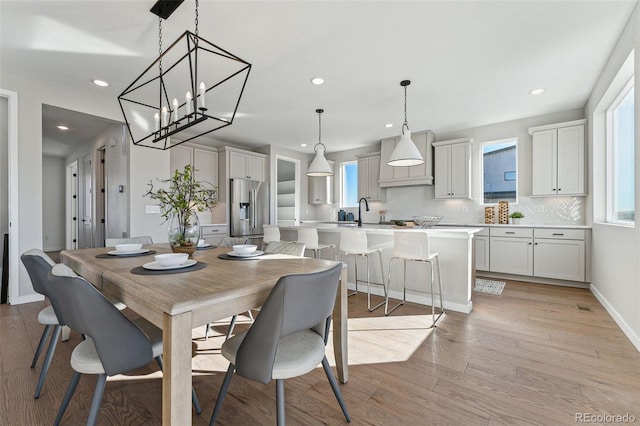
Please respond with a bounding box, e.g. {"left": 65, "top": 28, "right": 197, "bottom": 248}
{"left": 279, "top": 224, "right": 480, "bottom": 314}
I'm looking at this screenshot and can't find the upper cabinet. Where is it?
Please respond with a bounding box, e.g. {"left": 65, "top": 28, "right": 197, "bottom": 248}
{"left": 308, "top": 161, "right": 334, "bottom": 205}
{"left": 529, "top": 119, "right": 586, "bottom": 196}
{"left": 227, "top": 148, "right": 267, "bottom": 181}
{"left": 357, "top": 152, "right": 383, "bottom": 201}
{"left": 379, "top": 130, "right": 435, "bottom": 187}
{"left": 170, "top": 144, "right": 219, "bottom": 224}
{"left": 433, "top": 138, "right": 472, "bottom": 199}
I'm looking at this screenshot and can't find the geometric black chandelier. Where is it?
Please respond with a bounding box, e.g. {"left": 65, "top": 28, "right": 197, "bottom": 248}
{"left": 118, "top": 0, "right": 251, "bottom": 150}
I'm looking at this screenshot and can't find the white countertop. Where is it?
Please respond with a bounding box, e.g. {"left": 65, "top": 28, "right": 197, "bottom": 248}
{"left": 281, "top": 224, "right": 483, "bottom": 238}
{"left": 437, "top": 222, "right": 592, "bottom": 229}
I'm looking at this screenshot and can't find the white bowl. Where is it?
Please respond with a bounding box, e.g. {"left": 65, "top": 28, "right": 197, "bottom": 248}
{"left": 197, "top": 239, "right": 206, "bottom": 247}
{"left": 232, "top": 244, "right": 257, "bottom": 255}
{"left": 154, "top": 253, "right": 189, "bottom": 267}
{"left": 115, "top": 243, "right": 143, "bottom": 253}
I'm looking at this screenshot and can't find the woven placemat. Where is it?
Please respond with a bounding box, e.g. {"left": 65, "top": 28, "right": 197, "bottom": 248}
{"left": 130, "top": 261, "right": 207, "bottom": 275}
{"left": 96, "top": 250, "right": 157, "bottom": 259}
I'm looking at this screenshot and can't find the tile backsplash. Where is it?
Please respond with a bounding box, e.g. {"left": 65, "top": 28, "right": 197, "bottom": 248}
{"left": 324, "top": 186, "right": 585, "bottom": 226}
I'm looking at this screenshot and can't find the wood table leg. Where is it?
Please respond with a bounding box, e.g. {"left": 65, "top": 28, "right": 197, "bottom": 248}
{"left": 162, "top": 311, "right": 193, "bottom": 426}
{"left": 332, "top": 264, "right": 348, "bottom": 383}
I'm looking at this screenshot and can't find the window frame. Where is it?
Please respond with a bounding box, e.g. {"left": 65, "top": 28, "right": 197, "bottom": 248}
{"left": 605, "top": 77, "right": 635, "bottom": 226}
{"left": 480, "top": 137, "right": 519, "bottom": 205}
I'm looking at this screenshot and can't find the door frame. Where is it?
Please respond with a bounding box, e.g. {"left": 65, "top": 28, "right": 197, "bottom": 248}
{"left": 0, "top": 89, "right": 20, "bottom": 304}
{"left": 274, "top": 155, "right": 300, "bottom": 226}
{"left": 66, "top": 160, "right": 78, "bottom": 250}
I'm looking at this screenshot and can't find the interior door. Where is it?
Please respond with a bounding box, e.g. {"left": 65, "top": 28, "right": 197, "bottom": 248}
{"left": 78, "top": 153, "right": 93, "bottom": 248}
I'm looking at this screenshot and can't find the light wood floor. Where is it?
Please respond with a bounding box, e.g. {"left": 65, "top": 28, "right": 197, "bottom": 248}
{"left": 1, "top": 279, "right": 638, "bottom": 425}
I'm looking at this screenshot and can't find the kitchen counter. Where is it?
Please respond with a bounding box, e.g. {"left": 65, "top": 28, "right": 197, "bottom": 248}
{"left": 280, "top": 224, "right": 481, "bottom": 314}
{"left": 436, "top": 222, "right": 591, "bottom": 229}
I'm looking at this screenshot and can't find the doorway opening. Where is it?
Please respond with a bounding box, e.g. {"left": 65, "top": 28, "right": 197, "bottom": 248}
{"left": 275, "top": 156, "right": 300, "bottom": 226}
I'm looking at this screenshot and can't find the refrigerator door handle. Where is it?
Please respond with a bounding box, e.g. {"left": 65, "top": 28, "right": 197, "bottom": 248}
{"left": 250, "top": 188, "right": 257, "bottom": 229}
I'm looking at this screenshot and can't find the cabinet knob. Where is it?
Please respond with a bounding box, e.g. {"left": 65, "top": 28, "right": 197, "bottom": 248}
{"left": 528, "top": 242, "right": 532, "bottom": 245}
{"left": 558, "top": 188, "right": 562, "bottom": 191}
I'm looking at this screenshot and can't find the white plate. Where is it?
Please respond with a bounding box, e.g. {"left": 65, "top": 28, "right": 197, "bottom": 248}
{"left": 197, "top": 243, "right": 211, "bottom": 248}
{"left": 143, "top": 259, "right": 197, "bottom": 270}
{"left": 227, "top": 250, "right": 264, "bottom": 258}
{"left": 108, "top": 249, "right": 150, "bottom": 256}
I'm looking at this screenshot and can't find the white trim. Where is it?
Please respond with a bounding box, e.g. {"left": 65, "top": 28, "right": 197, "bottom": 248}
{"left": 0, "top": 89, "right": 19, "bottom": 305}
{"left": 527, "top": 119, "right": 588, "bottom": 135}
{"left": 11, "top": 293, "right": 45, "bottom": 305}
{"left": 590, "top": 284, "right": 640, "bottom": 351}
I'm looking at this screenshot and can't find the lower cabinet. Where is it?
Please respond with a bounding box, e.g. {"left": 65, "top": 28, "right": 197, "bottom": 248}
{"left": 489, "top": 228, "right": 534, "bottom": 276}
{"left": 533, "top": 229, "right": 586, "bottom": 281}
{"left": 200, "top": 224, "right": 227, "bottom": 246}
{"left": 475, "top": 229, "right": 489, "bottom": 271}
{"left": 484, "top": 227, "right": 588, "bottom": 283}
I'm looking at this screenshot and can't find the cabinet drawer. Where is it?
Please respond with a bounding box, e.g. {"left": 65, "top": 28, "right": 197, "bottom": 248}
{"left": 201, "top": 226, "right": 226, "bottom": 237}
{"left": 490, "top": 227, "right": 533, "bottom": 238}
{"left": 534, "top": 228, "right": 585, "bottom": 240}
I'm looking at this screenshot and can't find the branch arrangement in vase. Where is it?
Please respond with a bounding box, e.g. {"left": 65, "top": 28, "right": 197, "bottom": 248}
{"left": 144, "top": 164, "right": 218, "bottom": 251}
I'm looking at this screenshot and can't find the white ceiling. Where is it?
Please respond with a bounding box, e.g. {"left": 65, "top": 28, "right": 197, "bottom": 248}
{"left": 1, "top": 1, "right": 636, "bottom": 155}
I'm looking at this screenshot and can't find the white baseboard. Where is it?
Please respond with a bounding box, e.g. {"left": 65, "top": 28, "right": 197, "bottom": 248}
{"left": 10, "top": 293, "right": 45, "bottom": 305}
{"left": 590, "top": 284, "right": 640, "bottom": 352}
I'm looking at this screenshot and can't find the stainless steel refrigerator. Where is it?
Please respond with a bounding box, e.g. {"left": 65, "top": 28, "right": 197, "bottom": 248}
{"left": 229, "top": 179, "right": 269, "bottom": 238}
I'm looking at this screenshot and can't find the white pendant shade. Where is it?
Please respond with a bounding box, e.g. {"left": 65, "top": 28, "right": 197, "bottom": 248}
{"left": 387, "top": 130, "right": 424, "bottom": 167}
{"left": 307, "top": 144, "right": 334, "bottom": 176}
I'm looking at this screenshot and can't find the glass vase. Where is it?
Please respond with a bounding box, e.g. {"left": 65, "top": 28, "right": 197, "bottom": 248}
{"left": 167, "top": 209, "right": 200, "bottom": 256}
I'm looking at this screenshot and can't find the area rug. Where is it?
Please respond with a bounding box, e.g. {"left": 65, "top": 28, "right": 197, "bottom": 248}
{"left": 474, "top": 279, "right": 505, "bottom": 295}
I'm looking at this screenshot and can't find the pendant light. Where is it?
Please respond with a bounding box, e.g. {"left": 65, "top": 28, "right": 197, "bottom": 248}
{"left": 388, "top": 80, "right": 424, "bottom": 167}
{"left": 307, "top": 109, "right": 334, "bottom": 176}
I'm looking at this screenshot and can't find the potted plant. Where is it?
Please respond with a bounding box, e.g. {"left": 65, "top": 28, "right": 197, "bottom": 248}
{"left": 145, "top": 164, "right": 218, "bottom": 255}
{"left": 509, "top": 211, "right": 524, "bottom": 224}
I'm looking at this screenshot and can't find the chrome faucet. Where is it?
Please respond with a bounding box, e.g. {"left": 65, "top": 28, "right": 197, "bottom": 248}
{"left": 357, "top": 197, "right": 370, "bottom": 227}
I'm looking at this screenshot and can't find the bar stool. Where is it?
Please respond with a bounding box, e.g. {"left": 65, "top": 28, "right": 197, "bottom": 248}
{"left": 338, "top": 228, "right": 387, "bottom": 312}
{"left": 297, "top": 227, "right": 336, "bottom": 259}
{"left": 385, "top": 231, "right": 444, "bottom": 326}
{"left": 262, "top": 225, "right": 280, "bottom": 250}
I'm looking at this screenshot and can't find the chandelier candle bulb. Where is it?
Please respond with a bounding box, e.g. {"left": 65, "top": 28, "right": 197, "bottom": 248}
{"left": 172, "top": 98, "right": 179, "bottom": 122}
{"left": 161, "top": 106, "right": 168, "bottom": 128}
{"left": 199, "top": 82, "right": 206, "bottom": 109}
{"left": 154, "top": 112, "right": 160, "bottom": 132}
{"left": 185, "top": 91, "right": 192, "bottom": 115}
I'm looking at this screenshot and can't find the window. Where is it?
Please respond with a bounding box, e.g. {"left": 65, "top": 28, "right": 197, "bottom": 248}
{"left": 607, "top": 80, "right": 635, "bottom": 224}
{"left": 341, "top": 161, "right": 358, "bottom": 208}
{"left": 481, "top": 139, "right": 518, "bottom": 204}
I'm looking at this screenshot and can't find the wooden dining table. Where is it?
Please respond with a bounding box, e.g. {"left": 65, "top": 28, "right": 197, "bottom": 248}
{"left": 60, "top": 244, "right": 348, "bottom": 425}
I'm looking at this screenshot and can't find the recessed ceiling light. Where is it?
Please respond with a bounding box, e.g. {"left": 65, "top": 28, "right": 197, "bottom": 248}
{"left": 529, "top": 88, "right": 545, "bottom": 95}
{"left": 384, "top": 123, "right": 393, "bottom": 128}
{"left": 92, "top": 79, "right": 109, "bottom": 87}
{"left": 56, "top": 125, "right": 69, "bottom": 131}
{"left": 300, "top": 143, "right": 307, "bottom": 147}
{"left": 310, "top": 77, "right": 324, "bottom": 85}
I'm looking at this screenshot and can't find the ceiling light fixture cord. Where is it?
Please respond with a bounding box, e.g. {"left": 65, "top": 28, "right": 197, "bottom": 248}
{"left": 158, "top": 16, "right": 163, "bottom": 74}
{"left": 403, "top": 83, "right": 409, "bottom": 134}
{"left": 316, "top": 109, "right": 325, "bottom": 153}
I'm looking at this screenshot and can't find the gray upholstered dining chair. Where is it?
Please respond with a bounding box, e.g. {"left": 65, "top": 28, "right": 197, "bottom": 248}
{"left": 209, "top": 263, "right": 350, "bottom": 426}
{"left": 21, "top": 249, "right": 127, "bottom": 400}
{"left": 48, "top": 263, "right": 201, "bottom": 426}
{"left": 104, "top": 235, "right": 153, "bottom": 246}
{"left": 20, "top": 249, "right": 65, "bottom": 399}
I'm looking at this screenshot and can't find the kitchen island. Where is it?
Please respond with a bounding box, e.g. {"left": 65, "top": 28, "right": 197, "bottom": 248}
{"left": 280, "top": 224, "right": 482, "bottom": 313}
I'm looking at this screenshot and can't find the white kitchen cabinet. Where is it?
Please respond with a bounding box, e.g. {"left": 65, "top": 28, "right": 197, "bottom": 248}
{"left": 529, "top": 119, "right": 586, "bottom": 196}
{"left": 533, "top": 228, "right": 586, "bottom": 281}
{"left": 170, "top": 144, "right": 219, "bottom": 224}
{"left": 308, "top": 161, "right": 334, "bottom": 204}
{"left": 229, "top": 150, "right": 266, "bottom": 181}
{"left": 357, "top": 153, "right": 383, "bottom": 201}
{"left": 200, "top": 224, "right": 227, "bottom": 246}
{"left": 433, "top": 138, "right": 472, "bottom": 199}
{"left": 379, "top": 130, "right": 435, "bottom": 187}
{"left": 489, "top": 227, "right": 533, "bottom": 276}
{"left": 475, "top": 228, "right": 490, "bottom": 271}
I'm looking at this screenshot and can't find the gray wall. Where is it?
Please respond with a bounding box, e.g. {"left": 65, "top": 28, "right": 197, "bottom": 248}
{"left": 42, "top": 156, "right": 65, "bottom": 250}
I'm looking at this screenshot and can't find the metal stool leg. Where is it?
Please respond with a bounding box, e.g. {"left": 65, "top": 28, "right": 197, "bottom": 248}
{"left": 429, "top": 256, "right": 445, "bottom": 327}
{"left": 346, "top": 253, "right": 358, "bottom": 297}
{"left": 385, "top": 257, "right": 407, "bottom": 315}
{"left": 367, "top": 252, "right": 385, "bottom": 312}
